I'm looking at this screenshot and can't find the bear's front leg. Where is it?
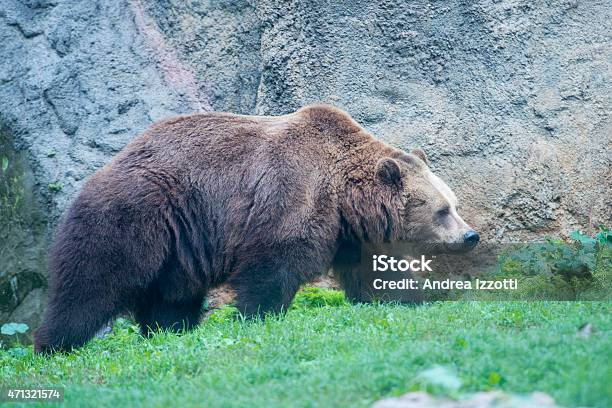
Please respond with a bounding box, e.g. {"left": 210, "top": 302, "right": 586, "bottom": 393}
{"left": 229, "top": 243, "right": 318, "bottom": 317}
{"left": 332, "top": 239, "right": 371, "bottom": 303}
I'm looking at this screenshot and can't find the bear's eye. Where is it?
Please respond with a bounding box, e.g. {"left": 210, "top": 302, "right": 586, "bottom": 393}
{"left": 437, "top": 206, "right": 450, "bottom": 217}
{"left": 406, "top": 196, "right": 426, "bottom": 207}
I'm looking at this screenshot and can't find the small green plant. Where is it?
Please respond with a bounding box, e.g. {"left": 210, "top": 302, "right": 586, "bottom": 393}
{"left": 501, "top": 228, "right": 609, "bottom": 278}
{"left": 207, "top": 305, "right": 241, "bottom": 324}
{"left": 1, "top": 323, "right": 29, "bottom": 336}
{"left": 0, "top": 155, "right": 26, "bottom": 222}
{"left": 409, "top": 365, "right": 462, "bottom": 396}
{"left": 496, "top": 227, "right": 611, "bottom": 299}
{"left": 290, "top": 286, "right": 349, "bottom": 311}
{"left": 48, "top": 181, "right": 64, "bottom": 192}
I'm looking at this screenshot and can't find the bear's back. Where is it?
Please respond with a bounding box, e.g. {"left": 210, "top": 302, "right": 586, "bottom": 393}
{"left": 109, "top": 105, "right": 369, "bottom": 180}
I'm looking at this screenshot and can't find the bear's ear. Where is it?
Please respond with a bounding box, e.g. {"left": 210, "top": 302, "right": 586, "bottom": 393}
{"left": 376, "top": 158, "right": 402, "bottom": 187}
{"left": 411, "top": 148, "right": 428, "bottom": 164}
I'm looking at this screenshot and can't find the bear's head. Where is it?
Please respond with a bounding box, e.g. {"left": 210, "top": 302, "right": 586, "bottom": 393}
{"left": 341, "top": 147, "right": 479, "bottom": 254}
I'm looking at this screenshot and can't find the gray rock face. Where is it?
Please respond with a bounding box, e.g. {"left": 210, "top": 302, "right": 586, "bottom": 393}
{"left": 0, "top": 1, "right": 610, "bottom": 338}
{"left": 146, "top": 0, "right": 611, "bottom": 237}
{"left": 0, "top": 0, "right": 205, "bottom": 339}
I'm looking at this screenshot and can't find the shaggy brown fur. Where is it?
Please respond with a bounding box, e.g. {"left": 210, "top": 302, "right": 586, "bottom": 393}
{"left": 34, "top": 105, "right": 474, "bottom": 353}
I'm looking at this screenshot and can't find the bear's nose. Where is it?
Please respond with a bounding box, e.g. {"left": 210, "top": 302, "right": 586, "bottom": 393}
{"left": 463, "top": 230, "right": 480, "bottom": 247}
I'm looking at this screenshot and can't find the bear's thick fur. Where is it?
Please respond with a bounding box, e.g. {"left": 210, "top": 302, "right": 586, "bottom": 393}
{"left": 35, "top": 105, "right": 471, "bottom": 353}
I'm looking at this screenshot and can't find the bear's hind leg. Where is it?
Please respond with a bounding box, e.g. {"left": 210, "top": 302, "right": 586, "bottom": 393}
{"left": 34, "top": 289, "right": 120, "bottom": 354}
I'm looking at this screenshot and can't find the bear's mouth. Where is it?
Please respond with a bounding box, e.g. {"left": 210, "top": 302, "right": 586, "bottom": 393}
{"left": 442, "top": 242, "right": 479, "bottom": 254}
{"left": 401, "top": 240, "right": 479, "bottom": 255}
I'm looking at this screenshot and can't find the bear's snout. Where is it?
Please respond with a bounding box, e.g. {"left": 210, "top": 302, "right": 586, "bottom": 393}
{"left": 463, "top": 230, "right": 480, "bottom": 248}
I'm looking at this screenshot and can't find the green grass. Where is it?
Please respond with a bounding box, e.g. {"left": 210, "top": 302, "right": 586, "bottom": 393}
{"left": 1, "top": 289, "right": 611, "bottom": 408}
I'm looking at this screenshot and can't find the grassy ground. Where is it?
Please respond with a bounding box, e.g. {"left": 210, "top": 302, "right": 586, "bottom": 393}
{"left": 1, "top": 290, "right": 610, "bottom": 408}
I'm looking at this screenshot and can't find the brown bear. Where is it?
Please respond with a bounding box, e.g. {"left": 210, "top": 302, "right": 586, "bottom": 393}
{"left": 34, "top": 104, "right": 479, "bottom": 353}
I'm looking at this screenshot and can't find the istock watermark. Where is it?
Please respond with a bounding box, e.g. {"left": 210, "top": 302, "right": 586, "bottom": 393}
{"left": 340, "top": 241, "right": 611, "bottom": 302}
{"left": 371, "top": 252, "right": 517, "bottom": 292}
{"left": 372, "top": 277, "right": 518, "bottom": 291}
{"left": 372, "top": 255, "right": 433, "bottom": 272}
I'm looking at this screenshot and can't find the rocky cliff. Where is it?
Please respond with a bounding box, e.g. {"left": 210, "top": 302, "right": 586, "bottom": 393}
{"left": 1, "top": 0, "right": 610, "bottom": 340}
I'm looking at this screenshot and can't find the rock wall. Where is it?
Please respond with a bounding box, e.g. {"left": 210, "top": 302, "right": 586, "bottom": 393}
{"left": 0, "top": 0, "right": 206, "bottom": 341}
{"left": 147, "top": 0, "right": 611, "bottom": 237}
{"left": 0, "top": 0, "right": 610, "bottom": 339}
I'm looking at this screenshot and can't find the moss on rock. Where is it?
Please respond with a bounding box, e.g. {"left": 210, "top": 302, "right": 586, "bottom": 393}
{"left": 0, "top": 123, "right": 48, "bottom": 346}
